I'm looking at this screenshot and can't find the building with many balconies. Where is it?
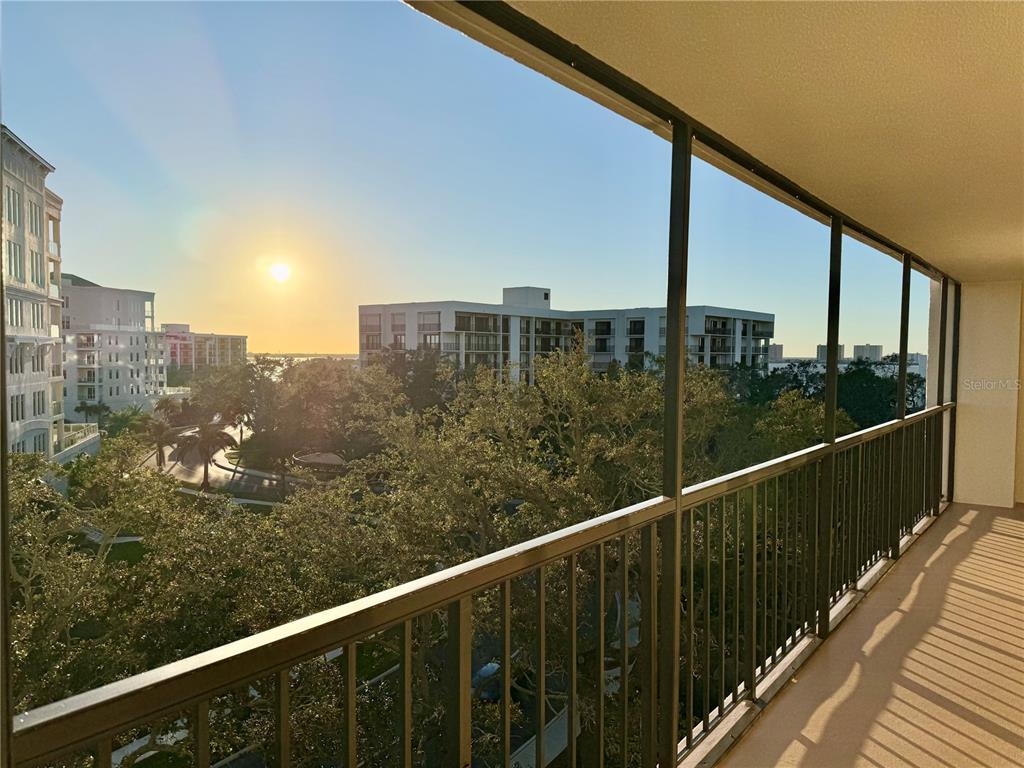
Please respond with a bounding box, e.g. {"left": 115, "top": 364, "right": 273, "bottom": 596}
{"left": 359, "top": 286, "right": 774, "bottom": 381}
{"left": 161, "top": 323, "right": 247, "bottom": 383}
{"left": 61, "top": 274, "right": 166, "bottom": 414}
{"left": 2, "top": 126, "right": 65, "bottom": 456}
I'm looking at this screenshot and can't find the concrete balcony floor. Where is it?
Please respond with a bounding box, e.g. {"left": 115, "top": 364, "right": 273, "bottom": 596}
{"left": 721, "top": 502, "right": 1024, "bottom": 768}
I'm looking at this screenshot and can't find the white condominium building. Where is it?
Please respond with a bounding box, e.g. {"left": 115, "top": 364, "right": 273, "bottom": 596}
{"left": 358, "top": 286, "right": 775, "bottom": 382}
{"left": 852, "top": 344, "right": 884, "bottom": 362}
{"left": 3, "top": 126, "right": 65, "bottom": 456}
{"left": 161, "top": 324, "right": 247, "bottom": 375}
{"left": 61, "top": 274, "right": 167, "bottom": 414}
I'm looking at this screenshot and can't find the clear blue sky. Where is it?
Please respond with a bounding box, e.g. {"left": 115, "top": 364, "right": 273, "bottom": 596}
{"left": 1, "top": 1, "right": 930, "bottom": 354}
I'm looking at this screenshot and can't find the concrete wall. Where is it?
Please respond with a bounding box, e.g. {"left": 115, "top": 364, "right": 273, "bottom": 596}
{"left": 1017, "top": 283, "right": 1024, "bottom": 505}
{"left": 954, "top": 281, "right": 1022, "bottom": 508}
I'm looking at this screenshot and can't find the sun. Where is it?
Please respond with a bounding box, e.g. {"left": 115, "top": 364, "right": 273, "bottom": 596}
{"left": 269, "top": 263, "right": 292, "bottom": 283}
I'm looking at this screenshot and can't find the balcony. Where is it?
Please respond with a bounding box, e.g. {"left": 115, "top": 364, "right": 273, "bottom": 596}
{"left": 720, "top": 500, "right": 1022, "bottom": 768}
{"left": 10, "top": 405, "right": 971, "bottom": 767}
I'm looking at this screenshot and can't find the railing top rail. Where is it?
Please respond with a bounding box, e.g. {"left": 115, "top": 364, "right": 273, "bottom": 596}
{"left": 12, "top": 402, "right": 954, "bottom": 763}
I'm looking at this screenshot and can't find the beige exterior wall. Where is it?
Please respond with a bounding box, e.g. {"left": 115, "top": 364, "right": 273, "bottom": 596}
{"left": 954, "top": 281, "right": 1022, "bottom": 508}
{"left": 1017, "top": 283, "right": 1024, "bottom": 505}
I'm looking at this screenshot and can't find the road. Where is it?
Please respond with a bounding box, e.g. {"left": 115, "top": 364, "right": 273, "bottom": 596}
{"left": 146, "top": 424, "right": 287, "bottom": 500}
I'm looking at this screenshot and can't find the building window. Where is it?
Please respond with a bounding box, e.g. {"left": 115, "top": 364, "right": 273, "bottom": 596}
{"left": 418, "top": 311, "right": 441, "bottom": 333}
{"left": 363, "top": 334, "right": 381, "bottom": 351}
{"left": 359, "top": 313, "right": 382, "bottom": 332}
{"left": 594, "top": 320, "right": 613, "bottom": 336}
{"left": 32, "top": 390, "right": 46, "bottom": 416}
{"left": 6, "top": 297, "right": 22, "bottom": 327}
{"left": 9, "top": 394, "right": 25, "bottom": 422}
{"left": 33, "top": 433, "right": 46, "bottom": 453}
{"left": 628, "top": 319, "right": 645, "bottom": 336}
{"left": 6, "top": 241, "right": 24, "bottom": 281}
{"left": 421, "top": 333, "right": 440, "bottom": 351}
{"left": 4, "top": 185, "right": 21, "bottom": 226}
{"left": 30, "top": 250, "right": 44, "bottom": 286}
{"left": 30, "top": 302, "right": 45, "bottom": 329}
{"left": 391, "top": 333, "right": 405, "bottom": 350}
{"left": 28, "top": 201, "right": 42, "bottom": 236}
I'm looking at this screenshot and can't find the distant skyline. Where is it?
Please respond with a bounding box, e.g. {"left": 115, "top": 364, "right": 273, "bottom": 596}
{"left": 2, "top": 1, "right": 931, "bottom": 355}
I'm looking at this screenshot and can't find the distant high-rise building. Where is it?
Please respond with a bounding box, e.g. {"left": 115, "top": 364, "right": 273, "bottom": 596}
{"left": 768, "top": 344, "right": 784, "bottom": 362}
{"left": 162, "top": 323, "right": 247, "bottom": 376}
{"left": 61, "top": 274, "right": 167, "bottom": 413}
{"left": 359, "top": 286, "right": 775, "bottom": 381}
{"left": 3, "top": 125, "right": 65, "bottom": 457}
{"left": 816, "top": 343, "right": 845, "bottom": 362}
{"left": 853, "top": 344, "right": 884, "bottom": 362}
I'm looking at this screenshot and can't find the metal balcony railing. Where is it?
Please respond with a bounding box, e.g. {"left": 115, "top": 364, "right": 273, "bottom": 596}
{"left": 10, "top": 404, "right": 952, "bottom": 767}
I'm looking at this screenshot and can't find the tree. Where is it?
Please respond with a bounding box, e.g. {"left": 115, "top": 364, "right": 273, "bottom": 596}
{"left": 154, "top": 396, "right": 181, "bottom": 423}
{"left": 178, "top": 422, "right": 237, "bottom": 490}
{"left": 73, "top": 400, "right": 111, "bottom": 427}
{"left": 105, "top": 405, "right": 147, "bottom": 438}
{"left": 143, "top": 417, "right": 180, "bottom": 468}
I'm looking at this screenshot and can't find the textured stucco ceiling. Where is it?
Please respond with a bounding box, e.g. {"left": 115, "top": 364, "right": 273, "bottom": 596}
{"left": 506, "top": 1, "right": 1023, "bottom": 282}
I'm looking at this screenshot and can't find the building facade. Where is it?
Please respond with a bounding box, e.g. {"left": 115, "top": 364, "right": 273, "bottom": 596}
{"left": 161, "top": 324, "right": 247, "bottom": 379}
{"left": 3, "top": 126, "right": 65, "bottom": 456}
{"left": 61, "top": 274, "right": 167, "bottom": 414}
{"left": 852, "top": 343, "right": 884, "bottom": 362}
{"left": 359, "top": 287, "right": 774, "bottom": 381}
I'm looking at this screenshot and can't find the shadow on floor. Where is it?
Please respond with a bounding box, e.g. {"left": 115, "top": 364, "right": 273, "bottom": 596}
{"left": 720, "top": 502, "right": 1024, "bottom": 768}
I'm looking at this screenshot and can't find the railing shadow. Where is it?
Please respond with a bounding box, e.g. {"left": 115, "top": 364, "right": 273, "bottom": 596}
{"left": 721, "top": 502, "right": 1024, "bottom": 768}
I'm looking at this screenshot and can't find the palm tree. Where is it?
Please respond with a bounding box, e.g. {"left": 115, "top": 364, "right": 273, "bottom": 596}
{"left": 178, "top": 422, "right": 237, "bottom": 490}
{"left": 144, "top": 417, "right": 180, "bottom": 469}
{"left": 73, "top": 400, "right": 112, "bottom": 427}
{"left": 106, "top": 405, "right": 146, "bottom": 438}
{"left": 154, "top": 396, "right": 181, "bottom": 423}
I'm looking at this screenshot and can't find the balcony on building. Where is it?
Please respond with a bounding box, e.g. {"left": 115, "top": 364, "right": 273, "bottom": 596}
{"left": 5, "top": 4, "right": 1022, "bottom": 768}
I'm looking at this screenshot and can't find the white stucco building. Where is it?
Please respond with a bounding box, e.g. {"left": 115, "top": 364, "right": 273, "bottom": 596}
{"left": 3, "top": 126, "right": 66, "bottom": 456}
{"left": 61, "top": 274, "right": 167, "bottom": 414}
{"left": 359, "top": 286, "right": 774, "bottom": 381}
{"left": 161, "top": 323, "right": 247, "bottom": 379}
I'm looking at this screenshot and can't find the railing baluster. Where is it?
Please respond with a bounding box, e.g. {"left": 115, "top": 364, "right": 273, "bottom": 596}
{"left": 719, "top": 498, "right": 726, "bottom": 711}
{"left": 95, "top": 738, "right": 112, "bottom": 768}
{"left": 782, "top": 475, "right": 790, "bottom": 653}
{"left": 639, "top": 526, "right": 657, "bottom": 768}
{"left": 596, "top": 543, "right": 606, "bottom": 768}
{"left": 684, "top": 508, "right": 694, "bottom": 749}
{"left": 568, "top": 557, "right": 578, "bottom": 768}
{"left": 619, "top": 536, "right": 629, "bottom": 765}
{"left": 745, "top": 484, "right": 757, "bottom": 701}
{"left": 732, "top": 492, "right": 740, "bottom": 703}
{"left": 702, "top": 504, "right": 711, "bottom": 735}
{"left": 536, "top": 566, "right": 546, "bottom": 768}
{"left": 760, "top": 482, "right": 767, "bottom": 674}
{"left": 276, "top": 668, "right": 291, "bottom": 768}
{"left": 795, "top": 470, "right": 804, "bottom": 637}
{"left": 401, "top": 620, "right": 413, "bottom": 768}
{"left": 192, "top": 700, "right": 210, "bottom": 768}
{"left": 344, "top": 645, "right": 356, "bottom": 768}
{"left": 446, "top": 598, "right": 472, "bottom": 767}
{"left": 772, "top": 478, "right": 779, "bottom": 663}
{"left": 658, "top": 507, "right": 681, "bottom": 765}
{"left": 501, "top": 581, "right": 511, "bottom": 768}
{"left": 806, "top": 462, "right": 818, "bottom": 637}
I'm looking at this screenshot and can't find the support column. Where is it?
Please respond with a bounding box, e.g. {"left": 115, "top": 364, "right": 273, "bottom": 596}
{"left": 818, "top": 216, "right": 842, "bottom": 638}
{"left": 659, "top": 120, "right": 692, "bottom": 766}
